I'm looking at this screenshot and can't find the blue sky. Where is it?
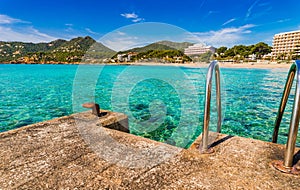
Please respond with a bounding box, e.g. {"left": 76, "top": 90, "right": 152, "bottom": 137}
{"left": 0, "top": 0, "right": 299, "bottom": 48}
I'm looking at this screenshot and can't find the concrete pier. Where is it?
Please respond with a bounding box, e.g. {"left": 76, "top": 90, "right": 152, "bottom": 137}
{"left": 1, "top": 111, "right": 299, "bottom": 189}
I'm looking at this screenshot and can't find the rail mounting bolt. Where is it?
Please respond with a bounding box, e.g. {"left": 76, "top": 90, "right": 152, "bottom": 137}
{"left": 271, "top": 160, "right": 300, "bottom": 175}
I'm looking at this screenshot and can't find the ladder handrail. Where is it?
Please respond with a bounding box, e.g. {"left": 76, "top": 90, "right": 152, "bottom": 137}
{"left": 201, "top": 60, "right": 222, "bottom": 153}
{"left": 272, "top": 60, "right": 300, "bottom": 168}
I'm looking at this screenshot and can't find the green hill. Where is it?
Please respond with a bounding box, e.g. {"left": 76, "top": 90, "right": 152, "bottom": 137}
{"left": 0, "top": 39, "right": 67, "bottom": 62}
{"left": 0, "top": 38, "right": 194, "bottom": 64}
{"left": 82, "top": 41, "right": 117, "bottom": 62}
{"left": 0, "top": 36, "right": 116, "bottom": 63}
{"left": 52, "top": 36, "right": 95, "bottom": 52}
{"left": 113, "top": 41, "right": 192, "bottom": 63}
{"left": 135, "top": 49, "right": 192, "bottom": 63}
{"left": 123, "top": 43, "right": 176, "bottom": 53}
{"left": 115, "top": 41, "right": 193, "bottom": 55}
{"left": 156, "top": 41, "right": 193, "bottom": 51}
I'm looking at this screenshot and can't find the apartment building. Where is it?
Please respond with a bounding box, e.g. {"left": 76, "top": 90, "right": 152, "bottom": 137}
{"left": 184, "top": 44, "right": 216, "bottom": 56}
{"left": 272, "top": 30, "right": 300, "bottom": 59}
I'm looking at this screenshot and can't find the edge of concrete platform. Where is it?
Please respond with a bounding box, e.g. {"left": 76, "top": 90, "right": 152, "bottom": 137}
{"left": 1, "top": 111, "right": 300, "bottom": 189}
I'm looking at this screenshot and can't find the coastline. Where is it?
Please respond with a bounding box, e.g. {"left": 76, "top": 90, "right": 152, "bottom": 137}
{"left": 218, "top": 62, "right": 291, "bottom": 69}
{"left": 1, "top": 61, "right": 293, "bottom": 69}
{"left": 104, "top": 61, "right": 293, "bottom": 69}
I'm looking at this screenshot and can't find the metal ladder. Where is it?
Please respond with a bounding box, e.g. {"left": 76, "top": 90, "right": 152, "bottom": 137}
{"left": 271, "top": 60, "right": 300, "bottom": 174}
{"left": 200, "top": 60, "right": 222, "bottom": 153}
{"left": 200, "top": 60, "right": 299, "bottom": 174}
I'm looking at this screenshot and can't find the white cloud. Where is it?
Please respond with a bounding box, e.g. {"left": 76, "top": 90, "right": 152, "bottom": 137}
{"left": 246, "top": 0, "right": 260, "bottom": 19}
{"left": 121, "top": 13, "right": 138, "bottom": 19}
{"left": 64, "top": 23, "right": 74, "bottom": 33}
{"left": 199, "top": 0, "right": 207, "bottom": 10}
{"left": 62, "top": 24, "right": 101, "bottom": 40}
{"left": 277, "top": 18, "right": 290, "bottom": 23}
{"left": 65, "top": 23, "right": 73, "bottom": 27}
{"left": 222, "top": 18, "right": 236, "bottom": 26}
{"left": 132, "top": 18, "right": 144, "bottom": 23}
{"left": 203, "top": 10, "right": 219, "bottom": 20}
{"left": 85, "top": 28, "right": 98, "bottom": 35}
{"left": 0, "top": 26, "right": 57, "bottom": 42}
{"left": 189, "top": 24, "right": 256, "bottom": 47}
{"left": 0, "top": 14, "right": 57, "bottom": 42}
{"left": 117, "top": 31, "right": 126, "bottom": 36}
{"left": 245, "top": 0, "right": 272, "bottom": 21}
{"left": 120, "top": 12, "right": 144, "bottom": 23}
{"left": 101, "top": 31, "right": 143, "bottom": 51}
{"left": 0, "top": 14, "right": 28, "bottom": 24}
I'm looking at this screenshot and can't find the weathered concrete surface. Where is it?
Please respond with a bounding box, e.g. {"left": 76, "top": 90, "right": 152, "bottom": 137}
{"left": 1, "top": 111, "right": 300, "bottom": 189}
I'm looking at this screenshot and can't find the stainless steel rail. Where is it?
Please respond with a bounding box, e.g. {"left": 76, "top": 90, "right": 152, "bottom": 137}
{"left": 200, "top": 60, "right": 222, "bottom": 153}
{"left": 271, "top": 60, "right": 300, "bottom": 174}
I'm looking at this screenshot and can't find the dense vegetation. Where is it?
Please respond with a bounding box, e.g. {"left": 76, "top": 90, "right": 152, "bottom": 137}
{"left": 120, "top": 43, "right": 176, "bottom": 54}
{"left": 133, "top": 49, "right": 192, "bottom": 63}
{"left": 0, "top": 36, "right": 116, "bottom": 63}
{"left": 113, "top": 41, "right": 194, "bottom": 63}
{"left": 0, "top": 39, "right": 66, "bottom": 62}
{"left": 156, "top": 41, "right": 193, "bottom": 51}
{"left": 0, "top": 38, "right": 193, "bottom": 64}
{"left": 1, "top": 37, "right": 280, "bottom": 64}
{"left": 214, "top": 42, "right": 272, "bottom": 61}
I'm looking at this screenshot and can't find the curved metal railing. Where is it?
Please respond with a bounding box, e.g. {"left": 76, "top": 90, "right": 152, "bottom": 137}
{"left": 200, "top": 60, "right": 222, "bottom": 153}
{"left": 272, "top": 60, "right": 300, "bottom": 173}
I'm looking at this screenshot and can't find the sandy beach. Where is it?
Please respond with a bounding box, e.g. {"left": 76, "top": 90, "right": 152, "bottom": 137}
{"left": 218, "top": 62, "right": 292, "bottom": 69}
{"left": 115, "top": 61, "right": 293, "bottom": 69}
{"left": 3, "top": 61, "right": 293, "bottom": 70}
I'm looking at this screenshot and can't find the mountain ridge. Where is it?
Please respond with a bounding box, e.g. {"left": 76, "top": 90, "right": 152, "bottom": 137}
{"left": 0, "top": 37, "right": 194, "bottom": 64}
{"left": 0, "top": 36, "right": 116, "bottom": 63}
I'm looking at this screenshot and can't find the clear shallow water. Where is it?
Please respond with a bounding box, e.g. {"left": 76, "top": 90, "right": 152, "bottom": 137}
{"left": 0, "top": 64, "right": 299, "bottom": 148}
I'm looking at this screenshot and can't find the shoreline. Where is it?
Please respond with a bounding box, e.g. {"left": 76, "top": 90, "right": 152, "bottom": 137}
{"left": 129, "top": 62, "right": 292, "bottom": 69}
{"left": 1, "top": 61, "right": 293, "bottom": 69}
{"left": 218, "top": 62, "right": 291, "bottom": 69}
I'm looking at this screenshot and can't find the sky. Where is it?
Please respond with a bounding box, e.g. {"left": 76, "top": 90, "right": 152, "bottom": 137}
{"left": 0, "top": 0, "right": 299, "bottom": 49}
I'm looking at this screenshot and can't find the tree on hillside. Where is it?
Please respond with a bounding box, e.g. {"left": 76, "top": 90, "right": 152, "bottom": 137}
{"left": 250, "top": 42, "right": 271, "bottom": 58}
{"left": 221, "top": 45, "right": 250, "bottom": 58}
{"left": 232, "top": 45, "right": 251, "bottom": 57}
{"left": 224, "top": 48, "right": 235, "bottom": 57}
{"left": 216, "top": 46, "right": 227, "bottom": 54}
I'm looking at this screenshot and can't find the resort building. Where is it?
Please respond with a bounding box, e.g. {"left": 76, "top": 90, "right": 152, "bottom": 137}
{"left": 272, "top": 30, "right": 300, "bottom": 59}
{"left": 184, "top": 44, "right": 216, "bottom": 56}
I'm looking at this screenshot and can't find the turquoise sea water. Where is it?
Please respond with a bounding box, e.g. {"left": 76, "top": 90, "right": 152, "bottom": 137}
{"left": 0, "top": 64, "right": 299, "bottom": 148}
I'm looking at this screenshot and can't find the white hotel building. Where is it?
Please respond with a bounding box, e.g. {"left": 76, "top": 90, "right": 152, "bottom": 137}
{"left": 184, "top": 44, "right": 216, "bottom": 56}
{"left": 272, "top": 30, "right": 300, "bottom": 59}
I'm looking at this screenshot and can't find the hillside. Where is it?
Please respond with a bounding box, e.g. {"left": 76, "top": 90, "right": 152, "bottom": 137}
{"left": 82, "top": 41, "right": 118, "bottom": 63}
{"left": 0, "top": 39, "right": 67, "bottom": 62}
{"left": 0, "top": 38, "right": 195, "bottom": 64}
{"left": 156, "top": 41, "right": 193, "bottom": 51}
{"left": 114, "top": 41, "right": 192, "bottom": 63}
{"left": 122, "top": 43, "right": 176, "bottom": 54}
{"left": 0, "top": 36, "right": 116, "bottom": 64}
{"left": 116, "top": 41, "right": 193, "bottom": 55}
